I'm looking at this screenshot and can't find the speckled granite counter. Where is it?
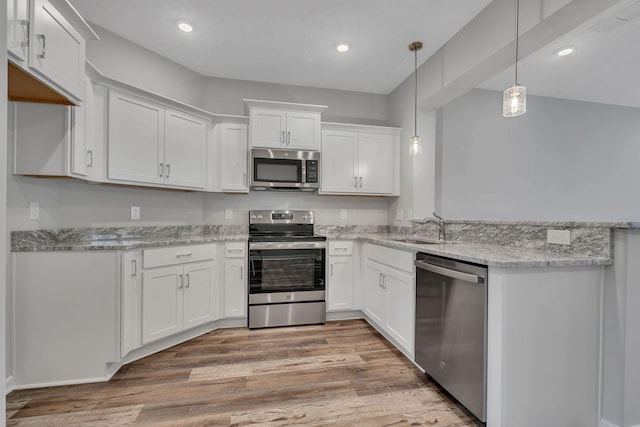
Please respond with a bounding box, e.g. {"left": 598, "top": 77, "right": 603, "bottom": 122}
{"left": 11, "top": 225, "right": 248, "bottom": 252}
{"left": 12, "top": 221, "right": 620, "bottom": 267}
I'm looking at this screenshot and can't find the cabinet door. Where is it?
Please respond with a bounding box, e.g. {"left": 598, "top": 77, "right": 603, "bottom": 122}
{"left": 249, "top": 109, "right": 286, "bottom": 148}
{"left": 363, "top": 259, "right": 386, "bottom": 326}
{"left": 142, "top": 265, "right": 183, "bottom": 344}
{"left": 108, "top": 91, "right": 165, "bottom": 184}
{"left": 286, "top": 111, "right": 320, "bottom": 150}
{"left": 183, "top": 261, "right": 215, "bottom": 329}
{"left": 164, "top": 109, "right": 207, "bottom": 189}
{"left": 320, "top": 130, "right": 358, "bottom": 193}
{"left": 70, "top": 77, "right": 95, "bottom": 177}
{"left": 328, "top": 256, "right": 353, "bottom": 311}
{"left": 219, "top": 123, "right": 248, "bottom": 192}
{"left": 357, "top": 132, "right": 395, "bottom": 194}
{"left": 29, "top": 0, "right": 85, "bottom": 100}
{"left": 224, "top": 258, "right": 246, "bottom": 317}
{"left": 121, "top": 251, "right": 142, "bottom": 358}
{"left": 8, "top": 0, "right": 29, "bottom": 62}
{"left": 384, "top": 266, "right": 414, "bottom": 355}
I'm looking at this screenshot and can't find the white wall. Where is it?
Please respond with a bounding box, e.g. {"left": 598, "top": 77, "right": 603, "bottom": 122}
{"left": 438, "top": 89, "right": 640, "bottom": 222}
{"left": 2, "top": 0, "right": 8, "bottom": 411}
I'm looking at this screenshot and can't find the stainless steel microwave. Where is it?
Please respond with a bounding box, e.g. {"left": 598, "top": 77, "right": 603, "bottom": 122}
{"left": 250, "top": 148, "right": 320, "bottom": 191}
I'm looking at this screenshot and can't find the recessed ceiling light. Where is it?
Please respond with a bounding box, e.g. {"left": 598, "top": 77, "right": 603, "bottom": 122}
{"left": 555, "top": 46, "right": 576, "bottom": 56}
{"left": 178, "top": 21, "right": 193, "bottom": 33}
{"left": 336, "top": 42, "right": 351, "bottom": 53}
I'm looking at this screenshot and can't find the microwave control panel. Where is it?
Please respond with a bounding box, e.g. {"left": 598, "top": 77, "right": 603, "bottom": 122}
{"left": 306, "top": 160, "right": 319, "bottom": 183}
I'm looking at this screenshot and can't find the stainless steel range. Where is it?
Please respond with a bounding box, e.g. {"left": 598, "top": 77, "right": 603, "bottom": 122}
{"left": 248, "top": 210, "right": 326, "bottom": 329}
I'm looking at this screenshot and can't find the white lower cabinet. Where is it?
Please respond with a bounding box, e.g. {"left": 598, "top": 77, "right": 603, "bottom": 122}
{"left": 327, "top": 241, "right": 354, "bottom": 311}
{"left": 121, "top": 250, "right": 142, "bottom": 358}
{"left": 363, "top": 244, "right": 415, "bottom": 357}
{"left": 223, "top": 242, "right": 247, "bottom": 318}
{"left": 141, "top": 244, "right": 217, "bottom": 344}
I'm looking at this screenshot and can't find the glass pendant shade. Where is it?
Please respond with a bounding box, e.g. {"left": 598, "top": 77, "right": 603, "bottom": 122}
{"left": 409, "top": 136, "right": 422, "bottom": 156}
{"left": 502, "top": 84, "right": 526, "bottom": 117}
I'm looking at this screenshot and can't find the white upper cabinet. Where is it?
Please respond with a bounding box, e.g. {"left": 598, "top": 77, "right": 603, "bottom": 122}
{"left": 107, "top": 90, "right": 209, "bottom": 189}
{"left": 164, "top": 109, "right": 207, "bottom": 189}
{"left": 245, "top": 99, "right": 326, "bottom": 150}
{"left": 108, "top": 90, "right": 165, "bottom": 185}
{"left": 321, "top": 123, "right": 400, "bottom": 196}
{"left": 218, "top": 122, "right": 249, "bottom": 192}
{"left": 29, "top": 0, "right": 85, "bottom": 100}
{"left": 7, "top": 0, "right": 29, "bottom": 62}
{"left": 7, "top": 0, "right": 97, "bottom": 104}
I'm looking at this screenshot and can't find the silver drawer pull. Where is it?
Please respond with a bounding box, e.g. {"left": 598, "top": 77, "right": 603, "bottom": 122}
{"left": 185, "top": 273, "right": 190, "bottom": 288}
{"left": 37, "top": 34, "right": 45, "bottom": 58}
{"left": 176, "top": 252, "right": 193, "bottom": 258}
{"left": 178, "top": 274, "right": 184, "bottom": 289}
{"left": 228, "top": 249, "right": 243, "bottom": 253}
{"left": 131, "top": 259, "right": 137, "bottom": 277}
{"left": 335, "top": 247, "right": 347, "bottom": 251}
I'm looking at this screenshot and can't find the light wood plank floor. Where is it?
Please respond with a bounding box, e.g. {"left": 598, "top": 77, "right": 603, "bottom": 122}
{"left": 6, "top": 319, "right": 482, "bottom": 426}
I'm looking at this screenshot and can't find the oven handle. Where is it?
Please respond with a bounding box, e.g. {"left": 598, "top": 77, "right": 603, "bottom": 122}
{"left": 249, "top": 241, "right": 326, "bottom": 250}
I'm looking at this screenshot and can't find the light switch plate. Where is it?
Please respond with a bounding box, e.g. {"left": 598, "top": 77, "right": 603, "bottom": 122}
{"left": 407, "top": 209, "right": 413, "bottom": 221}
{"left": 340, "top": 209, "right": 347, "bottom": 220}
{"left": 29, "top": 202, "right": 39, "bottom": 220}
{"left": 225, "top": 208, "right": 233, "bottom": 220}
{"left": 547, "top": 229, "right": 571, "bottom": 245}
{"left": 130, "top": 206, "right": 140, "bottom": 220}
{"left": 396, "top": 209, "right": 403, "bottom": 221}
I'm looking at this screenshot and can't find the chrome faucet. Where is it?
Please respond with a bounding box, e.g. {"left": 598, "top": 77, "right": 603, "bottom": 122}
{"left": 424, "top": 212, "right": 446, "bottom": 241}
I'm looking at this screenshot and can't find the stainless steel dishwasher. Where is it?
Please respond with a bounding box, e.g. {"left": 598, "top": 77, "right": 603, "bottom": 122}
{"left": 414, "top": 253, "right": 488, "bottom": 422}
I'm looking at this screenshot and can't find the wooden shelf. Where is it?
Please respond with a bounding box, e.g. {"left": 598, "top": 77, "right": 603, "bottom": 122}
{"left": 8, "top": 62, "right": 74, "bottom": 105}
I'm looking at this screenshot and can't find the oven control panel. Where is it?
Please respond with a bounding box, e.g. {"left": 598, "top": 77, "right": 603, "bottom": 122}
{"left": 249, "top": 210, "right": 314, "bottom": 224}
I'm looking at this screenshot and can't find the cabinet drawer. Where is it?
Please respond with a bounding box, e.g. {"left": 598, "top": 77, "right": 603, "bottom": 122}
{"left": 143, "top": 243, "right": 216, "bottom": 269}
{"left": 363, "top": 243, "right": 414, "bottom": 273}
{"left": 328, "top": 241, "right": 353, "bottom": 256}
{"left": 224, "top": 242, "right": 246, "bottom": 258}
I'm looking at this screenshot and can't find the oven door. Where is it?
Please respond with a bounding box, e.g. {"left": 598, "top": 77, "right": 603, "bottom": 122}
{"left": 248, "top": 242, "right": 325, "bottom": 303}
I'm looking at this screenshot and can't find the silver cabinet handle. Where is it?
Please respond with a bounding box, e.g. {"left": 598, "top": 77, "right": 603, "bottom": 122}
{"left": 383, "top": 274, "right": 387, "bottom": 290}
{"left": 37, "top": 34, "right": 45, "bottom": 58}
{"left": 287, "top": 131, "right": 291, "bottom": 145}
{"left": 86, "top": 150, "right": 93, "bottom": 167}
{"left": 18, "top": 20, "right": 29, "bottom": 47}
{"left": 354, "top": 177, "right": 358, "bottom": 188}
{"left": 176, "top": 252, "right": 193, "bottom": 258}
{"left": 335, "top": 247, "right": 347, "bottom": 252}
{"left": 240, "top": 266, "right": 243, "bottom": 280}
{"left": 243, "top": 172, "right": 246, "bottom": 186}
{"left": 178, "top": 274, "right": 184, "bottom": 289}
{"left": 131, "top": 259, "right": 137, "bottom": 277}
{"left": 159, "top": 163, "right": 164, "bottom": 177}
{"left": 165, "top": 164, "right": 170, "bottom": 178}
{"left": 185, "top": 273, "right": 190, "bottom": 289}
{"left": 359, "top": 177, "right": 363, "bottom": 187}
{"left": 228, "top": 249, "right": 243, "bottom": 253}
{"left": 379, "top": 272, "right": 383, "bottom": 287}
{"left": 281, "top": 130, "right": 285, "bottom": 144}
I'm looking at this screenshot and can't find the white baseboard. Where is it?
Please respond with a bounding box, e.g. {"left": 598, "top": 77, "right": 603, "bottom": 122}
{"left": 6, "top": 375, "right": 15, "bottom": 395}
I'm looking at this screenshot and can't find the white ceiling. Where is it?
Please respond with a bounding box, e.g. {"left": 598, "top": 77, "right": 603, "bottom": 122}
{"left": 479, "top": 0, "right": 640, "bottom": 109}
{"left": 68, "top": 0, "right": 492, "bottom": 94}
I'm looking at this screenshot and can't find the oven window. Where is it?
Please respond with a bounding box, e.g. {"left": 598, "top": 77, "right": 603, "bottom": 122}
{"left": 249, "top": 249, "right": 325, "bottom": 293}
{"left": 254, "top": 158, "right": 301, "bottom": 183}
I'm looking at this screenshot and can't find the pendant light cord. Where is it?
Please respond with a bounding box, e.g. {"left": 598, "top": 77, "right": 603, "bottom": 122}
{"left": 414, "top": 47, "right": 418, "bottom": 136}
{"left": 514, "top": 0, "right": 520, "bottom": 85}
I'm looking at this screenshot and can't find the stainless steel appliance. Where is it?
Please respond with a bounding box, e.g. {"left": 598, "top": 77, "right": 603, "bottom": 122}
{"left": 414, "top": 253, "right": 488, "bottom": 422}
{"left": 248, "top": 210, "right": 326, "bottom": 328}
{"left": 250, "top": 148, "right": 320, "bottom": 191}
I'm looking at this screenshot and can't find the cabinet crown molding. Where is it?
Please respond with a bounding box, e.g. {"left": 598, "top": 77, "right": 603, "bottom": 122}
{"left": 243, "top": 98, "right": 328, "bottom": 114}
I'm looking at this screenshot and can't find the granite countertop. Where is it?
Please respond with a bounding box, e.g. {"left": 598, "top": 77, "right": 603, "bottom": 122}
{"left": 13, "top": 226, "right": 612, "bottom": 268}
{"left": 322, "top": 234, "right": 611, "bottom": 268}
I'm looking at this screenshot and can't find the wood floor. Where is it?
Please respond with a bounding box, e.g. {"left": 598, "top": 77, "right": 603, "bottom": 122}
{"left": 6, "top": 319, "right": 482, "bottom": 426}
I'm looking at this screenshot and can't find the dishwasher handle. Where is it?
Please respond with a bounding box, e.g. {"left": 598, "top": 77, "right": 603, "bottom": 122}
{"left": 415, "top": 260, "right": 485, "bottom": 284}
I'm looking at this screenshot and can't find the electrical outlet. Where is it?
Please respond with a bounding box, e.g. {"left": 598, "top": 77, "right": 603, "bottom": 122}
{"left": 225, "top": 208, "right": 233, "bottom": 220}
{"left": 130, "top": 206, "right": 141, "bottom": 220}
{"left": 340, "top": 209, "right": 347, "bottom": 220}
{"left": 396, "top": 209, "right": 403, "bottom": 221}
{"left": 547, "top": 229, "right": 571, "bottom": 245}
{"left": 29, "top": 202, "right": 39, "bottom": 220}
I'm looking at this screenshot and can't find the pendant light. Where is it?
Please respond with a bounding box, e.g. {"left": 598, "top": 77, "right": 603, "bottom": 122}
{"left": 409, "top": 41, "right": 423, "bottom": 155}
{"left": 502, "top": 0, "right": 526, "bottom": 117}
